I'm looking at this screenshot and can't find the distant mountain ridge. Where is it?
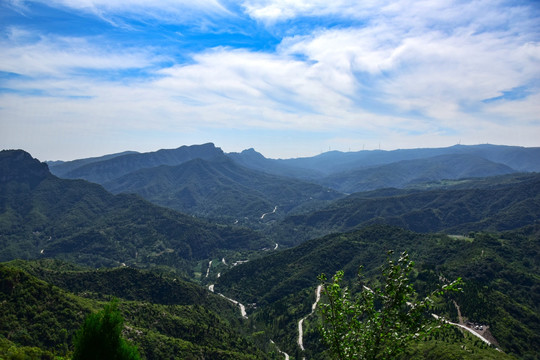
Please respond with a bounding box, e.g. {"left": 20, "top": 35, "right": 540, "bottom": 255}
{"left": 47, "top": 150, "right": 138, "bottom": 177}
{"left": 282, "top": 144, "right": 540, "bottom": 174}
{"left": 319, "top": 153, "right": 516, "bottom": 193}
{"left": 227, "top": 148, "right": 324, "bottom": 179}
{"left": 44, "top": 143, "right": 540, "bottom": 225}
{"left": 230, "top": 144, "right": 540, "bottom": 179}
{"left": 48, "top": 144, "right": 344, "bottom": 223}
{"left": 0, "top": 149, "right": 269, "bottom": 273}
{"left": 55, "top": 143, "right": 223, "bottom": 183}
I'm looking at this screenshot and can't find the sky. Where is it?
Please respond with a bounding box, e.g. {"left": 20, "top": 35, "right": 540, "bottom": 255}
{"left": 1, "top": 0, "right": 539, "bottom": 161}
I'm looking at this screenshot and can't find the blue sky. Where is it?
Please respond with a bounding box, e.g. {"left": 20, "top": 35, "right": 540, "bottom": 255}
{"left": 1, "top": 0, "right": 539, "bottom": 160}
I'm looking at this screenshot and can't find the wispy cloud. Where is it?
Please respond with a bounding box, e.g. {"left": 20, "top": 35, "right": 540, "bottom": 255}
{"left": 1, "top": 29, "right": 163, "bottom": 78}
{"left": 0, "top": 0, "right": 539, "bottom": 159}
{"left": 22, "top": 0, "right": 234, "bottom": 21}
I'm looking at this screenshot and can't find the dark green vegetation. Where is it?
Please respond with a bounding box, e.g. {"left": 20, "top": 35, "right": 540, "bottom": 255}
{"left": 48, "top": 144, "right": 540, "bottom": 226}
{"left": 1, "top": 150, "right": 270, "bottom": 276}
{"left": 2, "top": 145, "right": 540, "bottom": 359}
{"left": 216, "top": 225, "right": 539, "bottom": 359}
{"left": 0, "top": 261, "right": 268, "bottom": 359}
{"left": 271, "top": 173, "right": 540, "bottom": 246}
{"left": 73, "top": 300, "right": 140, "bottom": 360}
{"left": 102, "top": 155, "right": 341, "bottom": 224}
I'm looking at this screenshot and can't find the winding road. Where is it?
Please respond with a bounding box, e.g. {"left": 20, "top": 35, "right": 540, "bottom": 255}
{"left": 205, "top": 260, "right": 212, "bottom": 278}
{"left": 431, "top": 314, "right": 499, "bottom": 349}
{"left": 219, "top": 293, "right": 248, "bottom": 319}
{"left": 298, "top": 285, "right": 323, "bottom": 352}
{"left": 261, "top": 206, "right": 278, "bottom": 219}
{"left": 270, "top": 340, "right": 290, "bottom": 360}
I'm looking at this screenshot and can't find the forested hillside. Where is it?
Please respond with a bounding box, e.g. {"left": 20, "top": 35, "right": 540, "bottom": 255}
{"left": 2, "top": 146, "right": 539, "bottom": 360}
{"left": 0, "top": 150, "right": 270, "bottom": 276}
{"left": 216, "top": 225, "right": 540, "bottom": 359}
{"left": 269, "top": 173, "right": 540, "bottom": 245}
{"left": 0, "top": 261, "right": 268, "bottom": 359}
{"left": 102, "top": 155, "right": 342, "bottom": 224}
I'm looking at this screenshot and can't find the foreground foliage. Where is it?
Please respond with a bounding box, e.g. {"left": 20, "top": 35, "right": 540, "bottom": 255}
{"left": 0, "top": 262, "right": 268, "bottom": 359}
{"left": 318, "top": 251, "right": 462, "bottom": 359}
{"left": 217, "top": 225, "right": 537, "bottom": 359}
{"left": 73, "top": 299, "right": 140, "bottom": 360}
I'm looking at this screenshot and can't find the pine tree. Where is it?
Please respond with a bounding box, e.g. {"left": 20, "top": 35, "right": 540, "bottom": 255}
{"left": 72, "top": 299, "right": 140, "bottom": 360}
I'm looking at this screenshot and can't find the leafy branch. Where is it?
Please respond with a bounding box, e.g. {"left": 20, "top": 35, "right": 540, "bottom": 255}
{"left": 318, "top": 251, "right": 462, "bottom": 360}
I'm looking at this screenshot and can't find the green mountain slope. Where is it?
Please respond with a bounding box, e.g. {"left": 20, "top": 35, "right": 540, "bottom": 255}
{"left": 0, "top": 150, "right": 270, "bottom": 274}
{"left": 0, "top": 261, "right": 268, "bottom": 359}
{"left": 216, "top": 225, "right": 539, "bottom": 359}
{"left": 103, "top": 155, "right": 342, "bottom": 223}
{"left": 271, "top": 173, "right": 540, "bottom": 245}
{"left": 318, "top": 154, "right": 516, "bottom": 193}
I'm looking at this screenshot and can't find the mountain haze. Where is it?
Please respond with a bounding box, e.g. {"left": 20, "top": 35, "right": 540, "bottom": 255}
{"left": 231, "top": 144, "right": 540, "bottom": 181}
{"left": 319, "top": 153, "right": 516, "bottom": 193}
{"left": 47, "top": 150, "right": 138, "bottom": 177}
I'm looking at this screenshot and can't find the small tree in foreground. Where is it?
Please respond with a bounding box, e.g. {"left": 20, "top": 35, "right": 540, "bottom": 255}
{"left": 318, "top": 251, "right": 462, "bottom": 360}
{"left": 73, "top": 299, "right": 140, "bottom": 360}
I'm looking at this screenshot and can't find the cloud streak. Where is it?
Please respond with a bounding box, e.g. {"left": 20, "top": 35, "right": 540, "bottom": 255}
{"left": 0, "top": 0, "right": 539, "bottom": 160}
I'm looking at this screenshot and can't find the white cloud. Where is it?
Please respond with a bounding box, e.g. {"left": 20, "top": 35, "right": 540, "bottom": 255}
{"left": 0, "top": 29, "right": 165, "bottom": 77}
{"left": 242, "top": 0, "right": 379, "bottom": 23}
{"left": 271, "top": 0, "right": 540, "bottom": 125}
{"left": 1, "top": 0, "right": 539, "bottom": 159}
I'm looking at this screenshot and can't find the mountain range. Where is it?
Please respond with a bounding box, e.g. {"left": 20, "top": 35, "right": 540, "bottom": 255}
{"left": 47, "top": 143, "right": 540, "bottom": 226}
{"left": 230, "top": 144, "right": 540, "bottom": 178}
{"left": 0, "top": 150, "right": 269, "bottom": 276}
{"left": 2, "top": 144, "right": 540, "bottom": 359}
{"left": 102, "top": 155, "right": 342, "bottom": 223}
{"left": 269, "top": 172, "right": 540, "bottom": 246}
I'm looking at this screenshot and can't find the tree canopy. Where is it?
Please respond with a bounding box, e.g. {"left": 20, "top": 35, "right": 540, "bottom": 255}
{"left": 318, "top": 251, "right": 462, "bottom": 359}
{"left": 72, "top": 299, "right": 140, "bottom": 360}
